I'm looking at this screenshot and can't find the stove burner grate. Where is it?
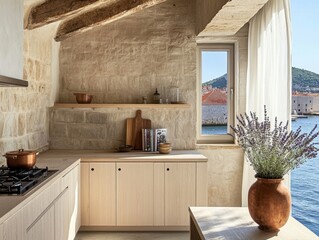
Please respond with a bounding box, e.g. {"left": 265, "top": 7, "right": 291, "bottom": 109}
{"left": 0, "top": 166, "right": 54, "bottom": 195}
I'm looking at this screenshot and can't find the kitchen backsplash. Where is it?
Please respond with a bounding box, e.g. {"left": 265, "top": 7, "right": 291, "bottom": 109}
{"left": 49, "top": 108, "right": 195, "bottom": 150}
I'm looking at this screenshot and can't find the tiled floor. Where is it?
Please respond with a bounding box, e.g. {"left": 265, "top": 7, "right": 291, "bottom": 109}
{"left": 75, "top": 231, "right": 189, "bottom": 240}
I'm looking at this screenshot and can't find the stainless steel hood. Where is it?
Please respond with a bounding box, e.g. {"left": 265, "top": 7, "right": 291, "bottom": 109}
{"left": 0, "top": 75, "right": 28, "bottom": 87}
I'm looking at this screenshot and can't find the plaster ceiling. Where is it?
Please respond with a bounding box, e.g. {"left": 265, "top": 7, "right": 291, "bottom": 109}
{"left": 198, "top": 0, "right": 270, "bottom": 36}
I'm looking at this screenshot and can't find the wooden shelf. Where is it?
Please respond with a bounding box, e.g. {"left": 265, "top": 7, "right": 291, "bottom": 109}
{"left": 53, "top": 103, "right": 191, "bottom": 109}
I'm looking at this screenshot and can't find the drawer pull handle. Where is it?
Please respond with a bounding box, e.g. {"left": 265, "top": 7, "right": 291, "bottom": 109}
{"left": 118, "top": 168, "right": 121, "bottom": 171}
{"left": 91, "top": 168, "right": 94, "bottom": 171}
{"left": 166, "top": 168, "right": 170, "bottom": 171}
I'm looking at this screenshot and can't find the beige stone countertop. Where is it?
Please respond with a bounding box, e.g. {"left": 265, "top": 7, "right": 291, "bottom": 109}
{"left": 41, "top": 149, "right": 208, "bottom": 162}
{"left": 0, "top": 154, "right": 80, "bottom": 223}
{"left": 0, "top": 150, "right": 205, "bottom": 223}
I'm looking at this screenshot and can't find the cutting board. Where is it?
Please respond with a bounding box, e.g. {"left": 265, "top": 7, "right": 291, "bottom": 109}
{"left": 126, "top": 110, "right": 151, "bottom": 150}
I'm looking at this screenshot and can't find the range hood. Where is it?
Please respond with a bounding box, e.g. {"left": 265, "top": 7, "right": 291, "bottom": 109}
{"left": 0, "top": 75, "right": 28, "bottom": 87}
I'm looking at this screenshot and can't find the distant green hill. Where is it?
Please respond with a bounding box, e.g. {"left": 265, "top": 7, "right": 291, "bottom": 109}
{"left": 202, "top": 68, "right": 319, "bottom": 92}
{"left": 292, "top": 67, "right": 319, "bottom": 92}
{"left": 202, "top": 74, "right": 227, "bottom": 89}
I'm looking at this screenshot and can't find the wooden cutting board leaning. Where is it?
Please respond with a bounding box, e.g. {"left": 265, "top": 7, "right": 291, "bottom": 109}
{"left": 126, "top": 110, "right": 151, "bottom": 150}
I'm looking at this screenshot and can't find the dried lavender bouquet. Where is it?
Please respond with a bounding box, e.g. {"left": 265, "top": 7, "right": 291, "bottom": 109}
{"left": 231, "top": 107, "right": 319, "bottom": 179}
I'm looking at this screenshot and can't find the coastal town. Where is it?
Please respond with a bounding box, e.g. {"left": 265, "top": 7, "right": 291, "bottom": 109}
{"left": 202, "top": 85, "right": 319, "bottom": 127}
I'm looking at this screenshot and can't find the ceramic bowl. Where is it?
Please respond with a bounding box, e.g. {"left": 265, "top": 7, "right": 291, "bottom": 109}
{"left": 118, "top": 145, "right": 133, "bottom": 152}
{"left": 74, "top": 93, "right": 93, "bottom": 104}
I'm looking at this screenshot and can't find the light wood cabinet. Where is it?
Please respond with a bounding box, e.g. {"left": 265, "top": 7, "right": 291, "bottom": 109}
{"left": 56, "top": 164, "right": 80, "bottom": 240}
{"left": 3, "top": 163, "right": 80, "bottom": 240}
{"left": 3, "top": 211, "right": 24, "bottom": 240}
{"left": 54, "top": 187, "right": 69, "bottom": 240}
{"left": 164, "top": 162, "right": 196, "bottom": 226}
{"left": 0, "top": 224, "right": 3, "bottom": 240}
{"left": 80, "top": 158, "right": 207, "bottom": 229}
{"left": 26, "top": 203, "right": 55, "bottom": 240}
{"left": 81, "top": 162, "right": 116, "bottom": 226}
{"left": 117, "top": 163, "right": 154, "bottom": 226}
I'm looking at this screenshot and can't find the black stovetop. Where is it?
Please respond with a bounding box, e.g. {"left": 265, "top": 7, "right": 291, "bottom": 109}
{"left": 0, "top": 166, "right": 57, "bottom": 195}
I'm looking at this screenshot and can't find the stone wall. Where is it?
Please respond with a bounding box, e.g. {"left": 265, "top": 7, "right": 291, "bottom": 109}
{"left": 202, "top": 105, "right": 227, "bottom": 125}
{"left": 50, "top": 107, "right": 193, "bottom": 150}
{"left": 55, "top": 0, "right": 197, "bottom": 149}
{"left": 54, "top": 0, "right": 249, "bottom": 206}
{"left": 0, "top": 1, "right": 60, "bottom": 164}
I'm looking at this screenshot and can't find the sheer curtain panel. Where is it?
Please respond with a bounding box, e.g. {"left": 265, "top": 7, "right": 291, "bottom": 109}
{"left": 242, "top": 0, "right": 292, "bottom": 206}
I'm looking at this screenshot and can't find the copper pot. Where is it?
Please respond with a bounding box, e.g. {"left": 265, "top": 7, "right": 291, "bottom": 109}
{"left": 74, "top": 93, "right": 93, "bottom": 104}
{"left": 3, "top": 149, "right": 39, "bottom": 169}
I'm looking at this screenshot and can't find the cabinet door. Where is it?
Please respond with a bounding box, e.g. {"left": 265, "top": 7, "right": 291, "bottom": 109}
{"left": 3, "top": 211, "right": 24, "bottom": 240}
{"left": 26, "top": 204, "right": 55, "bottom": 240}
{"left": 54, "top": 187, "right": 69, "bottom": 240}
{"left": 165, "top": 162, "right": 196, "bottom": 226}
{"left": 67, "top": 164, "right": 80, "bottom": 237}
{"left": 81, "top": 163, "right": 90, "bottom": 225}
{"left": 90, "top": 162, "right": 116, "bottom": 226}
{"left": 0, "top": 223, "right": 3, "bottom": 240}
{"left": 117, "top": 163, "right": 154, "bottom": 226}
{"left": 58, "top": 164, "right": 80, "bottom": 239}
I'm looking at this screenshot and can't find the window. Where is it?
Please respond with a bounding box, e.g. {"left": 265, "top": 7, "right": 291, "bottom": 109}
{"left": 197, "top": 44, "right": 234, "bottom": 143}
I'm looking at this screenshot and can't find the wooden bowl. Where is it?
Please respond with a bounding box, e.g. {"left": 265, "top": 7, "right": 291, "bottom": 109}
{"left": 159, "top": 148, "right": 172, "bottom": 154}
{"left": 159, "top": 142, "right": 171, "bottom": 148}
{"left": 74, "top": 93, "right": 93, "bottom": 104}
{"left": 159, "top": 143, "right": 172, "bottom": 154}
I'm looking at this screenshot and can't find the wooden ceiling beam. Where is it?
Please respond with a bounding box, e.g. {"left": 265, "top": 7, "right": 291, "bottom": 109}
{"left": 26, "top": 0, "right": 100, "bottom": 30}
{"left": 55, "top": 0, "right": 167, "bottom": 42}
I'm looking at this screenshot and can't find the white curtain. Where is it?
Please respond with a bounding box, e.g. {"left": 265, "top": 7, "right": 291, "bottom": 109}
{"left": 242, "top": 0, "right": 292, "bottom": 206}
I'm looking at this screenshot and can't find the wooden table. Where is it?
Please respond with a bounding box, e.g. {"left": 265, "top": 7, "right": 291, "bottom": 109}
{"left": 189, "top": 207, "right": 319, "bottom": 240}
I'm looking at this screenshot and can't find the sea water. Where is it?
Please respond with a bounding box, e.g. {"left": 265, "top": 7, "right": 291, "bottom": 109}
{"left": 203, "top": 117, "right": 319, "bottom": 235}
{"left": 291, "top": 116, "right": 319, "bottom": 236}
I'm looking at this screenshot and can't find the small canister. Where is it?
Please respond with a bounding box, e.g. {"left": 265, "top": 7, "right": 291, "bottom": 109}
{"left": 153, "top": 88, "right": 160, "bottom": 104}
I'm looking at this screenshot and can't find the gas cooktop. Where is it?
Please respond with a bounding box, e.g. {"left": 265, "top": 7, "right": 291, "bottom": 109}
{"left": 0, "top": 166, "right": 58, "bottom": 195}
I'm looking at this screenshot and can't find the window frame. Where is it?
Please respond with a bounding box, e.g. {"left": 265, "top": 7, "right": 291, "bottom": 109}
{"left": 196, "top": 44, "right": 235, "bottom": 144}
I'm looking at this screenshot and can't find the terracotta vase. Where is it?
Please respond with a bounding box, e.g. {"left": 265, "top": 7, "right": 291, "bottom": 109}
{"left": 248, "top": 177, "right": 291, "bottom": 232}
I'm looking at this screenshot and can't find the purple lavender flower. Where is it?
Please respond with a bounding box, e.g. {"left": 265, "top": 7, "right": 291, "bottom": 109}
{"left": 230, "top": 106, "right": 319, "bottom": 179}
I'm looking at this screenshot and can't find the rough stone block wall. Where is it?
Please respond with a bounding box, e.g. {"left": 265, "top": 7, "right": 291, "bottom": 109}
{"left": 59, "top": 0, "right": 196, "bottom": 105}
{"left": 202, "top": 105, "right": 227, "bottom": 125}
{"left": 0, "top": 15, "right": 59, "bottom": 164}
{"left": 56, "top": 0, "right": 197, "bottom": 149}
{"left": 50, "top": 107, "right": 194, "bottom": 150}
{"left": 54, "top": 0, "right": 249, "bottom": 206}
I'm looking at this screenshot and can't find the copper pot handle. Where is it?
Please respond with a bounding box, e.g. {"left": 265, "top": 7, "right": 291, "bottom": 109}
{"left": 2, "top": 154, "right": 17, "bottom": 159}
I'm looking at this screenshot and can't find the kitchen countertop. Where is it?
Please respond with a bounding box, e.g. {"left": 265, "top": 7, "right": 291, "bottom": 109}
{"left": 189, "top": 207, "right": 319, "bottom": 239}
{"left": 41, "top": 149, "right": 208, "bottom": 162}
{"left": 0, "top": 153, "right": 80, "bottom": 223}
{"left": 0, "top": 149, "right": 206, "bottom": 224}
